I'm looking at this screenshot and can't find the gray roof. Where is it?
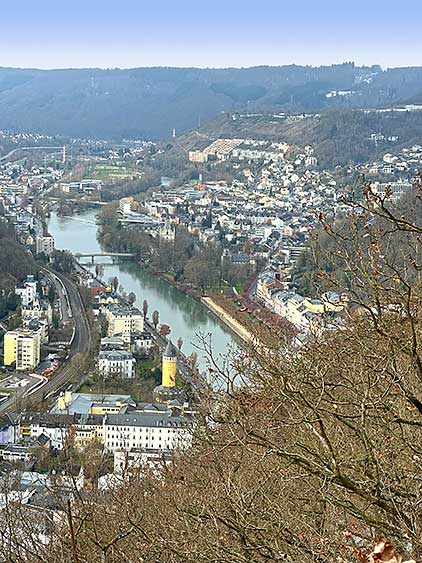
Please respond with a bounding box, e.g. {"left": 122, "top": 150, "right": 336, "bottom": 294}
{"left": 106, "top": 304, "right": 142, "bottom": 317}
{"left": 98, "top": 350, "right": 133, "bottom": 361}
{"left": 51, "top": 393, "right": 135, "bottom": 415}
{"left": 163, "top": 340, "right": 178, "bottom": 358}
{"left": 105, "top": 412, "right": 193, "bottom": 429}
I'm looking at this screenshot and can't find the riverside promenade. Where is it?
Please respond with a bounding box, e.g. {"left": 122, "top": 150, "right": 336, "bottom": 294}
{"left": 201, "top": 297, "right": 253, "bottom": 344}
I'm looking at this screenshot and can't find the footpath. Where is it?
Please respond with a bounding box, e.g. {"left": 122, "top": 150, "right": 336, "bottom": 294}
{"left": 201, "top": 297, "right": 254, "bottom": 344}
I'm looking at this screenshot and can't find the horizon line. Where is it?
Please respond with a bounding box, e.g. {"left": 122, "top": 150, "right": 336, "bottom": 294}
{"left": 0, "top": 62, "right": 407, "bottom": 73}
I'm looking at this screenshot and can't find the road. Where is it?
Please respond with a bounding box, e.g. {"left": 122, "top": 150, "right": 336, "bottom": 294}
{"left": 44, "top": 268, "right": 71, "bottom": 323}
{"left": 0, "top": 269, "right": 91, "bottom": 413}
{"left": 0, "top": 146, "right": 64, "bottom": 163}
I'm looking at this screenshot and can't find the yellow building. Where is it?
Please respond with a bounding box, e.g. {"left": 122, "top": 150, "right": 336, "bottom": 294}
{"left": 162, "top": 340, "right": 177, "bottom": 388}
{"left": 303, "top": 297, "right": 344, "bottom": 314}
{"left": 73, "top": 417, "right": 104, "bottom": 449}
{"left": 4, "top": 328, "right": 41, "bottom": 371}
{"left": 153, "top": 340, "right": 184, "bottom": 404}
{"left": 189, "top": 150, "right": 208, "bottom": 163}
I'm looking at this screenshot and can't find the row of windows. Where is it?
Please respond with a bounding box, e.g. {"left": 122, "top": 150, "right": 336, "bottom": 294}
{"left": 108, "top": 427, "right": 172, "bottom": 433}
{"left": 108, "top": 440, "right": 173, "bottom": 448}
{"left": 108, "top": 437, "right": 166, "bottom": 443}
{"left": 106, "top": 428, "right": 176, "bottom": 435}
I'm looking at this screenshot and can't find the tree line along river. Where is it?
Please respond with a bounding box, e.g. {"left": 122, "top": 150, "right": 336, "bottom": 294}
{"left": 47, "top": 209, "right": 238, "bottom": 371}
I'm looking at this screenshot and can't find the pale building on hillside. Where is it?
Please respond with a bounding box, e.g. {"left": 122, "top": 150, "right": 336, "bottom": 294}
{"left": 104, "top": 304, "right": 144, "bottom": 337}
{"left": 98, "top": 350, "right": 135, "bottom": 379}
{"left": 35, "top": 235, "right": 55, "bottom": 256}
{"left": 15, "top": 275, "right": 38, "bottom": 307}
{"left": 3, "top": 328, "right": 41, "bottom": 371}
{"left": 119, "top": 197, "right": 136, "bottom": 215}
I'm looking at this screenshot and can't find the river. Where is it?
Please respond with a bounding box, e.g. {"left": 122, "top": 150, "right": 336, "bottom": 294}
{"left": 47, "top": 210, "right": 238, "bottom": 370}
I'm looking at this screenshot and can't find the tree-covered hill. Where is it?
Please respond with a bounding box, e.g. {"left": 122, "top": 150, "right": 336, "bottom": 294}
{"left": 0, "top": 220, "right": 36, "bottom": 292}
{"left": 1, "top": 63, "right": 422, "bottom": 140}
{"left": 167, "top": 107, "right": 422, "bottom": 167}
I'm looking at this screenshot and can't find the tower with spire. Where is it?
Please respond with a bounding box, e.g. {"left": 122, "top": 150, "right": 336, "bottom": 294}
{"left": 153, "top": 340, "right": 185, "bottom": 404}
{"left": 162, "top": 340, "right": 177, "bottom": 387}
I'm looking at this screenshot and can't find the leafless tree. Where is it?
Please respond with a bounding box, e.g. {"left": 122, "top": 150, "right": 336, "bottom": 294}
{"left": 143, "top": 299, "right": 148, "bottom": 320}
{"left": 3, "top": 182, "right": 422, "bottom": 563}
{"left": 152, "top": 310, "right": 159, "bottom": 330}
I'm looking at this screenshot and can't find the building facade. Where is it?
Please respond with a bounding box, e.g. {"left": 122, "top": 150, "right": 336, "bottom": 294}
{"left": 104, "top": 304, "right": 144, "bottom": 337}
{"left": 98, "top": 350, "right": 135, "bottom": 379}
{"left": 4, "top": 328, "right": 41, "bottom": 371}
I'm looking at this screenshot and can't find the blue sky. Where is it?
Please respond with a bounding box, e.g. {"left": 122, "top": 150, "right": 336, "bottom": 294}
{"left": 1, "top": 0, "right": 421, "bottom": 69}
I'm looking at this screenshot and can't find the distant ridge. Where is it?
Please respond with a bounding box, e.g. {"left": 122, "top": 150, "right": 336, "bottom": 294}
{"left": 0, "top": 64, "right": 422, "bottom": 140}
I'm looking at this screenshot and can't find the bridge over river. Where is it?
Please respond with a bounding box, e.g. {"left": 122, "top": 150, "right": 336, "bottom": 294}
{"left": 75, "top": 252, "right": 135, "bottom": 263}
{"left": 48, "top": 210, "right": 237, "bottom": 371}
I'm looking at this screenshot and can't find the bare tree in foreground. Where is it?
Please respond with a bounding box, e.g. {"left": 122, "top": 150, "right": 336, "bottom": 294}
{"left": 3, "top": 181, "right": 422, "bottom": 562}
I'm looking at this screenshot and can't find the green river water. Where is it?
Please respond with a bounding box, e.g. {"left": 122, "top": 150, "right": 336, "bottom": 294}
{"left": 47, "top": 210, "right": 237, "bottom": 370}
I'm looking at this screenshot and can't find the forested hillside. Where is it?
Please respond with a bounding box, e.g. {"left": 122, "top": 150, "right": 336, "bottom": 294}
{"left": 1, "top": 63, "right": 422, "bottom": 140}
{"left": 168, "top": 107, "right": 422, "bottom": 166}
{"left": 0, "top": 220, "right": 36, "bottom": 291}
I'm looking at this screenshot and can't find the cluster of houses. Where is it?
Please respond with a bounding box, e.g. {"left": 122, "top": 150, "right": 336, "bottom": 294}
{"left": 364, "top": 145, "right": 422, "bottom": 180}
{"left": 108, "top": 137, "right": 354, "bottom": 337}
{"left": 76, "top": 274, "right": 155, "bottom": 379}
{"left": 189, "top": 137, "right": 317, "bottom": 167}
{"left": 0, "top": 289, "right": 193, "bottom": 479}
{"left": 116, "top": 145, "right": 345, "bottom": 267}
{"left": 0, "top": 166, "right": 56, "bottom": 257}
{"left": 0, "top": 276, "right": 194, "bottom": 498}
{"left": 0, "top": 389, "right": 195, "bottom": 514}
{"left": 0, "top": 162, "right": 62, "bottom": 375}
{"left": 257, "top": 269, "right": 346, "bottom": 340}
{"left": 355, "top": 146, "right": 422, "bottom": 203}
{"left": 0, "top": 389, "right": 194, "bottom": 463}
{"left": 98, "top": 300, "right": 153, "bottom": 379}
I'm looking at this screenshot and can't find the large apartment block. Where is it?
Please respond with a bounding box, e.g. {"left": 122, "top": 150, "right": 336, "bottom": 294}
{"left": 104, "top": 304, "right": 144, "bottom": 337}
{"left": 4, "top": 328, "right": 41, "bottom": 371}
{"left": 9, "top": 407, "right": 194, "bottom": 453}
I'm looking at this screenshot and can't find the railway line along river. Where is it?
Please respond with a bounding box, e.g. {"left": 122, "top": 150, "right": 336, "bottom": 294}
{"left": 47, "top": 209, "right": 238, "bottom": 371}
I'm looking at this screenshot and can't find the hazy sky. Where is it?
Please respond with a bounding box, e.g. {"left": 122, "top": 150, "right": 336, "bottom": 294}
{"left": 1, "top": 0, "right": 421, "bottom": 69}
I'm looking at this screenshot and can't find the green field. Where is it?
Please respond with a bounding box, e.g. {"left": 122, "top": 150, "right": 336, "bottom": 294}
{"left": 89, "top": 164, "right": 142, "bottom": 182}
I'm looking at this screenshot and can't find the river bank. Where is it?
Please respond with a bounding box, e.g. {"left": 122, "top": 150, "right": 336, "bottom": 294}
{"left": 140, "top": 267, "right": 255, "bottom": 344}
{"left": 201, "top": 297, "right": 253, "bottom": 343}
{"left": 47, "top": 210, "right": 238, "bottom": 370}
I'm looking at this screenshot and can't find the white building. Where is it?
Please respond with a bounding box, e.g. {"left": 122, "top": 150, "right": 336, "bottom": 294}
{"left": 103, "top": 411, "right": 194, "bottom": 453}
{"left": 98, "top": 350, "right": 135, "bottom": 379}
{"left": 9, "top": 414, "right": 74, "bottom": 450}
{"left": 119, "top": 197, "right": 134, "bottom": 216}
{"left": 372, "top": 180, "right": 413, "bottom": 203}
{"left": 114, "top": 447, "right": 172, "bottom": 474}
{"left": 132, "top": 332, "right": 154, "bottom": 356}
{"left": 21, "top": 298, "right": 52, "bottom": 324}
{"left": 15, "top": 275, "right": 38, "bottom": 307}
{"left": 35, "top": 235, "right": 55, "bottom": 256}
{"left": 0, "top": 445, "right": 34, "bottom": 463}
